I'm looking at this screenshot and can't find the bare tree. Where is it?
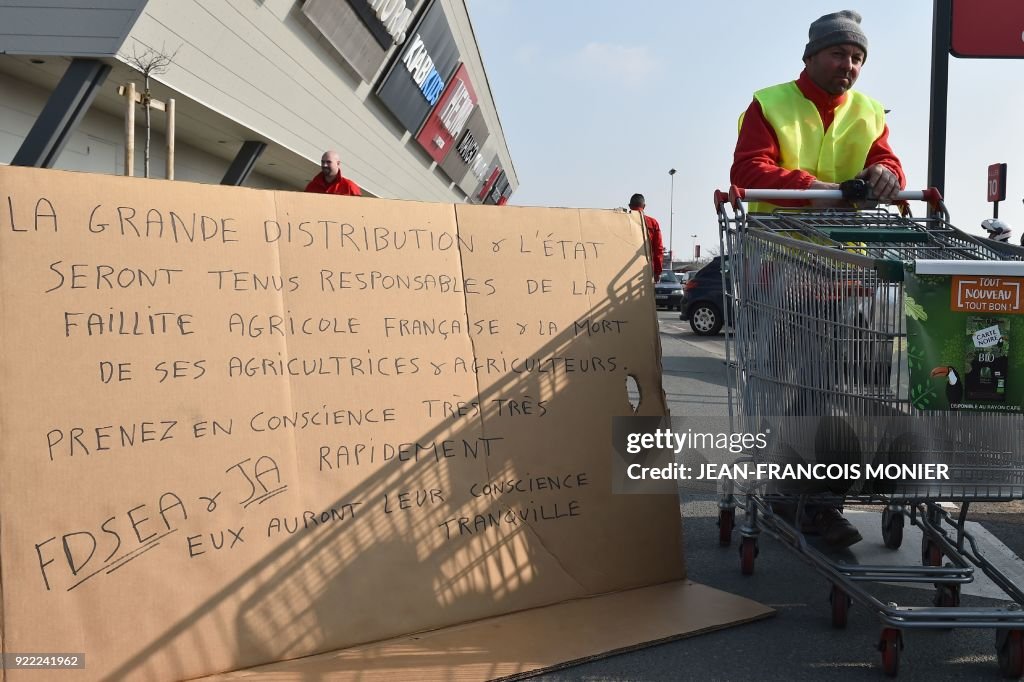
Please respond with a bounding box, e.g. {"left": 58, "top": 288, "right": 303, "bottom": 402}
{"left": 126, "top": 45, "right": 179, "bottom": 178}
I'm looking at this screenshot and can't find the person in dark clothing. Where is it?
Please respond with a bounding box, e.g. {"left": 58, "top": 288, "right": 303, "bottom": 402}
{"left": 629, "top": 193, "right": 664, "bottom": 281}
{"left": 305, "top": 150, "right": 361, "bottom": 196}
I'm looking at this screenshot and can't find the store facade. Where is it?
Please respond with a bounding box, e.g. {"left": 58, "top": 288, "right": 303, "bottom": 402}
{"left": 0, "top": 0, "right": 517, "bottom": 202}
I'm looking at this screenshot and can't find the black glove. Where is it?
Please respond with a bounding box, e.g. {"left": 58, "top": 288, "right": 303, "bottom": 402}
{"left": 839, "top": 178, "right": 872, "bottom": 201}
{"left": 839, "top": 179, "right": 871, "bottom": 202}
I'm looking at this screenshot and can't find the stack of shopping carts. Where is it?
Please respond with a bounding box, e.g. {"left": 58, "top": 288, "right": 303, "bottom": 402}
{"left": 714, "top": 186, "right": 1024, "bottom": 676}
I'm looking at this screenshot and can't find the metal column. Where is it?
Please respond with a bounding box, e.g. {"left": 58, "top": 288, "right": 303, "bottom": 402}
{"left": 927, "top": 0, "right": 952, "bottom": 199}
{"left": 11, "top": 59, "right": 111, "bottom": 168}
{"left": 221, "top": 140, "right": 267, "bottom": 186}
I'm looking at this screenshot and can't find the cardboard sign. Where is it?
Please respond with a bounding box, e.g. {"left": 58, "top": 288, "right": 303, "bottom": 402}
{"left": 0, "top": 166, "right": 680, "bottom": 681}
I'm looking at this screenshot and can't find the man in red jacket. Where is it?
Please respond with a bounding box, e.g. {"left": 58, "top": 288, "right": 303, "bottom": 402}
{"left": 728, "top": 11, "right": 906, "bottom": 548}
{"left": 304, "top": 150, "right": 362, "bottom": 196}
{"left": 731, "top": 10, "right": 904, "bottom": 210}
{"left": 629, "top": 193, "right": 664, "bottom": 282}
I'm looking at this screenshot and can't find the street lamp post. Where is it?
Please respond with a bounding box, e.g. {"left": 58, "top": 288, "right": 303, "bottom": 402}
{"left": 668, "top": 168, "right": 676, "bottom": 268}
{"left": 691, "top": 234, "right": 698, "bottom": 261}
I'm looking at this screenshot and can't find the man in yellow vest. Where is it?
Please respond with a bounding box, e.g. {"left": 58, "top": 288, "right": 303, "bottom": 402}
{"left": 730, "top": 11, "right": 908, "bottom": 547}
{"left": 731, "top": 10, "right": 906, "bottom": 213}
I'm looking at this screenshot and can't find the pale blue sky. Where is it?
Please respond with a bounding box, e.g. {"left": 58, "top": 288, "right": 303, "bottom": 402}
{"left": 466, "top": 0, "right": 1024, "bottom": 259}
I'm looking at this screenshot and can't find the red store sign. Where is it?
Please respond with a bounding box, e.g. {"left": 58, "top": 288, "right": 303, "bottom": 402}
{"left": 415, "top": 63, "right": 478, "bottom": 163}
{"left": 951, "top": 0, "right": 1024, "bottom": 58}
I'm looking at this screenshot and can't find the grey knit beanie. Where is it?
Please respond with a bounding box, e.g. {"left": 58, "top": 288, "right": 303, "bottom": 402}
{"left": 803, "top": 10, "right": 868, "bottom": 60}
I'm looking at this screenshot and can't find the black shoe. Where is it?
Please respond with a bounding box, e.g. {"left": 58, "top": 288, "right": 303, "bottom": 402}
{"left": 811, "top": 507, "right": 862, "bottom": 548}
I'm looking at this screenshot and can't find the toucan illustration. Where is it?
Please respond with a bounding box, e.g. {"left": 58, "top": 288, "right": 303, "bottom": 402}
{"left": 930, "top": 366, "right": 963, "bottom": 405}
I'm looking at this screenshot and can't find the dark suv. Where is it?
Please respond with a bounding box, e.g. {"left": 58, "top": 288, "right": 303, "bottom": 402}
{"left": 679, "top": 256, "right": 729, "bottom": 335}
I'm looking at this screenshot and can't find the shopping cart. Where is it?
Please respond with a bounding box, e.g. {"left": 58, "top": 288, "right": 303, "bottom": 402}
{"left": 714, "top": 186, "right": 1024, "bottom": 677}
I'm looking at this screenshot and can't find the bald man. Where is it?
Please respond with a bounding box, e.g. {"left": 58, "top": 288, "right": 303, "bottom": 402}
{"left": 304, "top": 150, "right": 362, "bottom": 196}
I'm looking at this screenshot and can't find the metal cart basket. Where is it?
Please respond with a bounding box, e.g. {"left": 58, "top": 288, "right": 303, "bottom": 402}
{"left": 714, "top": 187, "right": 1024, "bottom": 677}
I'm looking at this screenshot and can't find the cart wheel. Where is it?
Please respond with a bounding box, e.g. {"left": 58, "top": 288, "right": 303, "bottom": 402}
{"left": 921, "top": 537, "right": 943, "bottom": 567}
{"left": 878, "top": 628, "right": 902, "bottom": 677}
{"left": 830, "top": 584, "right": 851, "bottom": 629}
{"left": 933, "top": 583, "right": 961, "bottom": 608}
{"left": 718, "top": 508, "right": 735, "bottom": 546}
{"left": 739, "top": 537, "right": 758, "bottom": 576}
{"left": 997, "top": 629, "right": 1024, "bottom": 678}
{"left": 882, "top": 508, "right": 904, "bottom": 549}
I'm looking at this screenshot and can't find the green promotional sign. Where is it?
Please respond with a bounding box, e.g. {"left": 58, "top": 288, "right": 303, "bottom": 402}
{"left": 906, "top": 262, "right": 1024, "bottom": 412}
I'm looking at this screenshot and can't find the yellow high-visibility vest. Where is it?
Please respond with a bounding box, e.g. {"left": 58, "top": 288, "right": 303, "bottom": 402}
{"left": 740, "top": 81, "right": 885, "bottom": 213}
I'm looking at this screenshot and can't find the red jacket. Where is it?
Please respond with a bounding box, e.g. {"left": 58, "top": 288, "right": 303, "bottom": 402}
{"left": 305, "top": 172, "right": 362, "bottom": 196}
{"left": 643, "top": 213, "right": 664, "bottom": 280}
{"left": 731, "top": 70, "right": 905, "bottom": 203}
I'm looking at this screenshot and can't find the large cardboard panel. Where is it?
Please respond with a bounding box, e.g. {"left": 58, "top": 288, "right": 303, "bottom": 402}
{"left": 201, "top": 581, "right": 775, "bottom": 680}
{"left": 0, "top": 166, "right": 681, "bottom": 681}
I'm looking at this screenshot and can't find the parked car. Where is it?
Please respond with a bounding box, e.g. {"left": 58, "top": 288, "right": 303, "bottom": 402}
{"left": 679, "top": 256, "right": 729, "bottom": 335}
{"left": 654, "top": 271, "right": 684, "bottom": 310}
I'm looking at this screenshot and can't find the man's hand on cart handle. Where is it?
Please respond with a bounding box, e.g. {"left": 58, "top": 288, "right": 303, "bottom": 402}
{"left": 856, "top": 164, "right": 901, "bottom": 202}
{"left": 806, "top": 179, "right": 853, "bottom": 208}
{"left": 837, "top": 179, "right": 882, "bottom": 211}
{"left": 800, "top": 166, "right": 898, "bottom": 202}
{"left": 839, "top": 179, "right": 870, "bottom": 202}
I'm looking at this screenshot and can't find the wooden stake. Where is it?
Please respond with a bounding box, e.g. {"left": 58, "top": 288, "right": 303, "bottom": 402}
{"left": 166, "top": 98, "right": 175, "bottom": 180}
{"left": 124, "top": 81, "right": 135, "bottom": 177}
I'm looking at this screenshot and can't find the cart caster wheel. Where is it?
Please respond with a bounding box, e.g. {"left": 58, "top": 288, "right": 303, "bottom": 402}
{"left": 878, "top": 628, "right": 902, "bottom": 677}
{"left": 997, "top": 629, "right": 1024, "bottom": 678}
{"left": 739, "top": 537, "right": 758, "bottom": 576}
{"left": 921, "top": 537, "right": 943, "bottom": 567}
{"left": 882, "top": 507, "right": 904, "bottom": 549}
{"left": 830, "top": 584, "right": 851, "bottom": 629}
{"left": 718, "top": 508, "right": 735, "bottom": 546}
{"left": 934, "top": 583, "right": 961, "bottom": 608}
